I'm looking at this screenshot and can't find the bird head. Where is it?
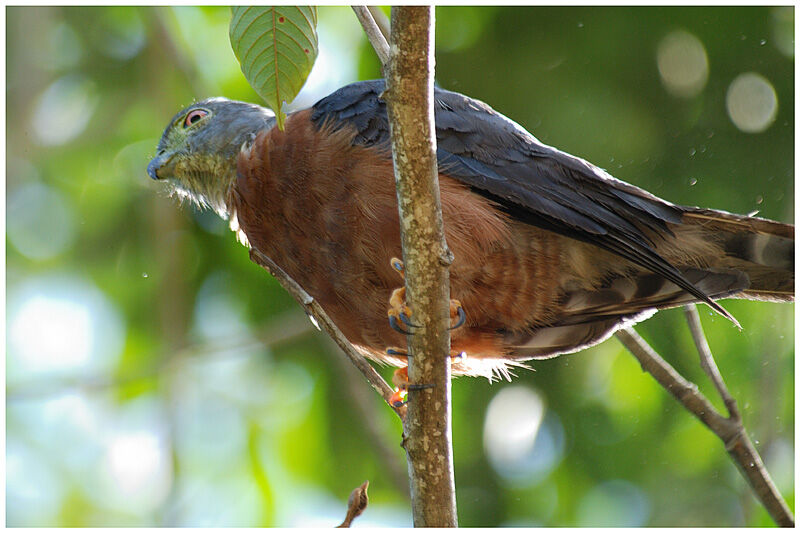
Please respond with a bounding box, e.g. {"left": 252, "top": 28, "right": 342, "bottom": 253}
{"left": 148, "top": 97, "right": 275, "bottom": 216}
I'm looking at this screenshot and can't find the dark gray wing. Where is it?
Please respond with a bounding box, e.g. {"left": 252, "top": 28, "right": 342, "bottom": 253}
{"left": 310, "top": 79, "right": 734, "bottom": 321}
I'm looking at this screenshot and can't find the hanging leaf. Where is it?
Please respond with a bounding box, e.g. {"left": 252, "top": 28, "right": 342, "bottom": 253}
{"left": 229, "top": 6, "right": 318, "bottom": 130}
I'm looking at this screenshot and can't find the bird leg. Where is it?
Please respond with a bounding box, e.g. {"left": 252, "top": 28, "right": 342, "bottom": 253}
{"left": 387, "top": 350, "right": 466, "bottom": 407}
{"left": 385, "top": 257, "right": 468, "bottom": 406}
{"left": 389, "top": 367, "right": 433, "bottom": 407}
{"left": 385, "top": 347, "right": 413, "bottom": 406}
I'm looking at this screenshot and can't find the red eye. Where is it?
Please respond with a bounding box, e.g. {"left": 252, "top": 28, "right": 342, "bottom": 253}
{"left": 183, "top": 109, "right": 208, "bottom": 128}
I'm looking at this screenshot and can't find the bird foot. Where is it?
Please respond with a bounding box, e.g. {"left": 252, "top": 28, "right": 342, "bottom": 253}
{"left": 386, "top": 349, "right": 467, "bottom": 407}
{"left": 386, "top": 257, "right": 466, "bottom": 335}
{"left": 388, "top": 286, "right": 419, "bottom": 335}
{"left": 389, "top": 367, "right": 434, "bottom": 407}
{"left": 449, "top": 300, "right": 466, "bottom": 330}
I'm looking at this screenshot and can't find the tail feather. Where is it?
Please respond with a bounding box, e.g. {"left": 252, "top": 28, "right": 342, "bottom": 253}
{"left": 506, "top": 207, "right": 793, "bottom": 361}
{"left": 680, "top": 207, "right": 794, "bottom": 301}
{"left": 559, "top": 267, "right": 749, "bottom": 323}
{"left": 506, "top": 267, "right": 749, "bottom": 359}
{"left": 506, "top": 311, "right": 655, "bottom": 360}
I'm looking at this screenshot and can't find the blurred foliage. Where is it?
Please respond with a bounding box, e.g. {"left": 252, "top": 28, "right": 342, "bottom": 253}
{"left": 6, "top": 6, "right": 794, "bottom": 527}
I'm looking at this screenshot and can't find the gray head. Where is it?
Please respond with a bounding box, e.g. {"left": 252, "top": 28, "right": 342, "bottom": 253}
{"left": 147, "top": 97, "right": 276, "bottom": 216}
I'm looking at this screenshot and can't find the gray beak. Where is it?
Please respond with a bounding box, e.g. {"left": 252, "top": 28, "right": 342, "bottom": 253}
{"left": 147, "top": 152, "right": 174, "bottom": 180}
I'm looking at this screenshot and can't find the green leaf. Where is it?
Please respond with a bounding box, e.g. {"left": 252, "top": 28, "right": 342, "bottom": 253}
{"left": 229, "top": 6, "right": 318, "bottom": 130}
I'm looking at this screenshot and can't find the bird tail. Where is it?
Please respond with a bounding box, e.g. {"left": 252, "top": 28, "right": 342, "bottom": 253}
{"left": 677, "top": 207, "right": 794, "bottom": 302}
{"left": 504, "top": 208, "right": 793, "bottom": 362}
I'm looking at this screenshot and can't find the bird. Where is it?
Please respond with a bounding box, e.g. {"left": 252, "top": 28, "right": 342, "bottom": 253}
{"left": 148, "top": 79, "right": 794, "bottom": 383}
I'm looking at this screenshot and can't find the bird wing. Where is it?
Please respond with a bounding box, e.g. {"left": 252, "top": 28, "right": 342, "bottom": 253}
{"left": 310, "top": 79, "right": 735, "bottom": 323}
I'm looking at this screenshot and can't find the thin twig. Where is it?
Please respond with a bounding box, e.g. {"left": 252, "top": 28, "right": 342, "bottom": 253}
{"left": 248, "top": 247, "right": 406, "bottom": 420}
{"left": 367, "top": 6, "right": 390, "bottom": 41}
{"left": 615, "top": 327, "right": 794, "bottom": 527}
{"left": 336, "top": 481, "right": 370, "bottom": 527}
{"left": 684, "top": 304, "right": 741, "bottom": 419}
{"left": 352, "top": 6, "right": 390, "bottom": 70}
{"left": 682, "top": 306, "right": 792, "bottom": 527}
{"left": 614, "top": 328, "right": 736, "bottom": 438}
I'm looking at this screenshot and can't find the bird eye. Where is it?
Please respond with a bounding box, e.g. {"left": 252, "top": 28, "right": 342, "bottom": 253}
{"left": 183, "top": 109, "right": 209, "bottom": 128}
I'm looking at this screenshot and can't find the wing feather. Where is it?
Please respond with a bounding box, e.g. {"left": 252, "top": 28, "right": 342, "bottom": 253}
{"left": 310, "top": 79, "right": 737, "bottom": 324}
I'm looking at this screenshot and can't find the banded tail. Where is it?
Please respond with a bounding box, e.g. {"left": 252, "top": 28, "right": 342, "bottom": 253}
{"left": 680, "top": 207, "right": 793, "bottom": 301}
{"left": 507, "top": 206, "right": 794, "bottom": 360}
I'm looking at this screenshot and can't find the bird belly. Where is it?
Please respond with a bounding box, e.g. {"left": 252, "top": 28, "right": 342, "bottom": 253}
{"left": 231, "top": 110, "right": 568, "bottom": 377}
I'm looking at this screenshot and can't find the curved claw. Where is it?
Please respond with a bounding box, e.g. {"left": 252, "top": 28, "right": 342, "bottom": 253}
{"left": 399, "top": 311, "right": 421, "bottom": 328}
{"left": 449, "top": 305, "right": 466, "bottom": 330}
{"left": 389, "top": 314, "right": 414, "bottom": 335}
{"left": 390, "top": 257, "right": 405, "bottom": 276}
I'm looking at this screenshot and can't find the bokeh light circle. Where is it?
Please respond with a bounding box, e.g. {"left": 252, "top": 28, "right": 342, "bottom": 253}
{"left": 726, "top": 72, "right": 778, "bottom": 133}
{"left": 31, "top": 74, "right": 98, "bottom": 145}
{"left": 7, "top": 182, "right": 76, "bottom": 260}
{"left": 483, "top": 385, "right": 564, "bottom": 486}
{"left": 657, "top": 30, "right": 709, "bottom": 98}
{"left": 8, "top": 275, "right": 125, "bottom": 380}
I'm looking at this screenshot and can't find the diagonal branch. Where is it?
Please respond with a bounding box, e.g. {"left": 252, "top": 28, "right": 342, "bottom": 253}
{"left": 614, "top": 328, "right": 735, "bottom": 437}
{"left": 683, "top": 305, "right": 740, "bottom": 419}
{"left": 323, "top": 336, "right": 410, "bottom": 495}
{"left": 248, "top": 247, "right": 406, "bottom": 421}
{"left": 615, "top": 323, "right": 794, "bottom": 527}
{"left": 682, "top": 305, "right": 793, "bottom": 527}
{"left": 351, "top": 6, "right": 389, "bottom": 70}
{"left": 366, "top": 6, "right": 390, "bottom": 41}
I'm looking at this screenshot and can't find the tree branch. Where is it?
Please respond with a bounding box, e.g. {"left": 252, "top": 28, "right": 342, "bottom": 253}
{"left": 367, "top": 6, "right": 390, "bottom": 41}
{"left": 351, "top": 6, "right": 390, "bottom": 70}
{"left": 683, "top": 305, "right": 740, "bottom": 419}
{"left": 383, "top": 6, "right": 458, "bottom": 527}
{"left": 683, "top": 305, "right": 793, "bottom": 527}
{"left": 248, "top": 247, "right": 406, "bottom": 420}
{"left": 615, "top": 324, "right": 794, "bottom": 527}
{"left": 336, "top": 480, "right": 370, "bottom": 527}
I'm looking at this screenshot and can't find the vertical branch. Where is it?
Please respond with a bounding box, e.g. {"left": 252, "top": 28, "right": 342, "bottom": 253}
{"left": 383, "top": 6, "right": 459, "bottom": 527}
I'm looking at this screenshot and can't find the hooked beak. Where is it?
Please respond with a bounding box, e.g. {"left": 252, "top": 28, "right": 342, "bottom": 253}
{"left": 147, "top": 151, "right": 176, "bottom": 180}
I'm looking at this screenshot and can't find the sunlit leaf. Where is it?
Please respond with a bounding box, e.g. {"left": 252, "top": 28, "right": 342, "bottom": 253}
{"left": 229, "top": 6, "right": 318, "bottom": 129}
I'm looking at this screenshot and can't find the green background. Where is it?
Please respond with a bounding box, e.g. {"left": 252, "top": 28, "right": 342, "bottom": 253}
{"left": 6, "top": 6, "right": 794, "bottom": 527}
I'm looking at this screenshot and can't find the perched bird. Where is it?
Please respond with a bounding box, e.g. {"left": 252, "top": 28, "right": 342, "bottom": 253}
{"left": 148, "top": 79, "right": 793, "bottom": 381}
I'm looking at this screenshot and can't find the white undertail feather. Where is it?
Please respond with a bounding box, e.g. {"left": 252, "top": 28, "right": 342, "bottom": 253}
{"left": 229, "top": 211, "right": 250, "bottom": 247}
{"left": 359, "top": 344, "right": 531, "bottom": 382}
